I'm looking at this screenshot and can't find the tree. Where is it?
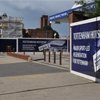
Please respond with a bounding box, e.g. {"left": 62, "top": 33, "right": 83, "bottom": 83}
{"left": 76, "top": 0, "right": 100, "bottom": 18}
{"left": 76, "top": 0, "right": 86, "bottom": 6}
{"left": 42, "top": 25, "right": 59, "bottom": 38}
{"left": 90, "top": 0, "right": 100, "bottom": 17}
{"left": 36, "top": 28, "right": 42, "bottom": 30}
{"left": 42, "top": 25, "right": 53, "bottom": 30}
{"left": 52, "top": 30, "right": 59, "bottom": 38}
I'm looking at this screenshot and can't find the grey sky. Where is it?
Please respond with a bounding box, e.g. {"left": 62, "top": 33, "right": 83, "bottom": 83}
{"left": 0, "top": 0, "right": 75, "bottom": 37}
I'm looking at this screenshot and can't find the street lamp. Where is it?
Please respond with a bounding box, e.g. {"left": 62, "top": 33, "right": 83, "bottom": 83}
{"left": 54, "top": 33, "right": 57, "bottom": 38}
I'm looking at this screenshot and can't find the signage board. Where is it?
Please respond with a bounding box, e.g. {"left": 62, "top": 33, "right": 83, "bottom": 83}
{"left": 18, "top": 39, "right": 67, "bottom": 52}
{"left": 71, "top": 20, "right": 100, "bottom": 79}
{"left": 0, "top": 39, "right": 16, "bottom": 52}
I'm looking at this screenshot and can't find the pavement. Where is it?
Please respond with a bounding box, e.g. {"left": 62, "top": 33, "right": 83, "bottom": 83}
{"left": 0, "top": 52, "right": 100, "bottom": 100}
{"left": 22, "top": 51, "right": 70, "bottom": 68}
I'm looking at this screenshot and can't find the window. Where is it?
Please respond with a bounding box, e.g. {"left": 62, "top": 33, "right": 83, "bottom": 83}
{"left": 32, "top": 32, "right": 34, "bottom": 36}
{"left": 44, "top": 32, "right": 50, "bottom": 37}
{"left": 44, "top": 33, "right": 46, "bottom": 37}
{"left": 47, "top": 32, "right": 50, "bottom": 37}
{"left": 37, "top": 33, "right": 39, "bottom": 36}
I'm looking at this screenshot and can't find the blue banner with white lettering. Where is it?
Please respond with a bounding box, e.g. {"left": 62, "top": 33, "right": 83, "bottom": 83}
{"left": 72, "top": 21, "right": 100, "bottom": 79}
{"left": 18, "top": 39, "right": 67, "bottom": 52}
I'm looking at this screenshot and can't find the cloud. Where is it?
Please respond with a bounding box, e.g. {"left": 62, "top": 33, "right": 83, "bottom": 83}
{"left": 0, "top": 1, "right": 20, "bottom": 16}
{"left": 0, "top": 0, "right": 75, "bottom": 36}
{"left": 6, "top": 0, "right": 74, "bottom": 14}
{"left": 0, "top": 0, "right": 74, "bottom": 16}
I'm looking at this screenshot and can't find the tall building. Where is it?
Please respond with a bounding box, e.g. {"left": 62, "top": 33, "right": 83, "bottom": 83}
{"left": 39, "top": 15, "right": 51, "bottom": 28}
{"left": 0, "top": 13, "right": 23, "bottom": 38}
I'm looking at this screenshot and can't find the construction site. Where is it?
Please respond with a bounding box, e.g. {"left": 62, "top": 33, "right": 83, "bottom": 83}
{"left": 0, "top": 13, "right": 23, "bottom": 38}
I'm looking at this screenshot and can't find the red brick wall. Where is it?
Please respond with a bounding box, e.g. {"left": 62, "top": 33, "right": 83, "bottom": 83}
{"left": 0, "top": 26, "right": 2, "bottom": 29}
{"left": 26, "top": 29, "right": 53, "bottom": 38}
{"left": 40, "top": 15, "right": 51, "bottom": 28}
{"left": 7, "top": 52, "right": 30, "bottom": 61}
{"left": 69, "top": 11, "right": 84, "bottom": 23}
{"left": 41, "top": 17, "right": 43, "bottom": 28}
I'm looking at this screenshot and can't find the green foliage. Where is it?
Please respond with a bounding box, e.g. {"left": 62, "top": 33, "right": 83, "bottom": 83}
{"left": 76, "top": 0, "right": 86, "bottom": 6}
{"left": 76, "top": 0, "right": 100, "bottom": 17}
{"left": 42, "top": 25, "right": 53, "bottom": 30}
{"left": 91, "top": 0, "right": 100, "bottom": 17}
{"left": 52, "top": 30, "right": 59, "bottom": 38}
{"left": 42, "top": 25, "right": 59, "bottom": 38}
{"left": 36, "top": 28, "right": 42, "bottom": 30}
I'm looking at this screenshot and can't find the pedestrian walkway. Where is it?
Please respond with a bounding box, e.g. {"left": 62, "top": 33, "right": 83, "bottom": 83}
{"left": 0, "top": 52, "right": 100, "bottom": 100}
{"left": 0, "top": 53, "right": 27, "bottom": 65}
{"left": 24, "top": 52, "right": 70, "bottom": 69}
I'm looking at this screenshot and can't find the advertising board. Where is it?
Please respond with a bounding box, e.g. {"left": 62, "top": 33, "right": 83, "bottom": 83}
{"left": 18, "top": 39, "right": 67, "bottom": 52}
{"left": 71, "top": 20, "right": 100, "bottom": 80}
{"left": 0, "top": 39, "right": 16, "bottom": 52}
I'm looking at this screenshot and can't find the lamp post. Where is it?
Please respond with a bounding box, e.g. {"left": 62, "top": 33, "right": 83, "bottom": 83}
{"left": 54, "top": 33, "right": 57, "bottom": 38}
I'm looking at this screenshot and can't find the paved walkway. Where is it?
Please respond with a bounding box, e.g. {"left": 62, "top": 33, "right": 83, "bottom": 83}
{"left": 0, "top": 53, "right": 27, "bottom": 65}
{"left": 0, "top": 52, "right": 100, "bottom": 100}
{"left": 24, "top": 52, "right": 70, "bottom": 68}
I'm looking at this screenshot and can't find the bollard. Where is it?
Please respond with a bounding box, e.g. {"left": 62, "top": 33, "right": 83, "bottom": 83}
{"left": 54, "top": 51, "right": 56, "bottom": 64}
{"left": 60, "top": 52, "right": 62, "bottom": 65}
{"left": 7, "top": 46, "right": 9, "bottom": 52}
{"left": 44, "top": 50, "right": 46, "bottom": 61}
{"left": 52, "top": 48, "right": 54, "bottom": 55}
{"left": 62, "top": 48, "right": 63, "bottom": 54}
{"left": 10, "top": 45, "right": 12, "bottom": 52}
{"left": 43, "top": 48, "right": 44, "bottom": 55}
{"left": 48, "top": 51, "right": 50, "bottom": 62}
{"left": 24, "top": 49, "right": 25, "bottom": 55}
{"left": 33, "top": 47, "right": 35, "bottom": 55}
{"left": 13, "top": 48, "right": 15, "bottom": 53}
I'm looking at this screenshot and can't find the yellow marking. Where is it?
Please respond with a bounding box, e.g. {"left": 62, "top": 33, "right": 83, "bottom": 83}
{"left": 0, "top": 61, "right": 26, "bottom": 65}
{"left": 0, "top": 62, "right": 14, "bottom": 65}
{"left": 7, "top": 74, "right": 44, "bottom": 79}
{"left": 3, "top": 23, "right": 7, "bottom": 27}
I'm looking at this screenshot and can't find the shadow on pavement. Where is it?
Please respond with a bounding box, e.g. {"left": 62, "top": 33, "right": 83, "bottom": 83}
{"left": 0, "top": 62, "right": 68, "bottom": 77}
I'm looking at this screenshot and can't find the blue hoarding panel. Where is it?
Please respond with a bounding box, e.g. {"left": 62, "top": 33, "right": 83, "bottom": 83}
{"left": 0, "top": 39, "right": 16, "bottom": 52}
{"left": 72, "top": 21, "right": 100, "bottom": 79}
{"left": 18, "top": 39, "right": 67, "bottom": 52}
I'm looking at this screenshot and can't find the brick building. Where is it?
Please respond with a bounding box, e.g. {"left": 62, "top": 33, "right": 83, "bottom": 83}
{"left": 26, "top": 29, "right": 53, "bottom": 38}
{"left": 39, "top": 15, "right": 51, "bottom": 28}
{"left": 69, "top": 11, "right": 88, "bottom": 23}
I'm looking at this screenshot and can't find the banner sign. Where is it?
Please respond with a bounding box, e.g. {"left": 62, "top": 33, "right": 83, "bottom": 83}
{"left": 49, "top": 11, "right": 69, "bottom": 21}
{"left": 0, "top": 39, "right": 16, "bottom": 52}
{"left": 18, "top": 39, "right": 67, "bottom": 52}
{"left": 72, "top": 21, "right": 100, "bottom": 79}
{"left": 49, "top": 3, "right": 96, "bottom": 22}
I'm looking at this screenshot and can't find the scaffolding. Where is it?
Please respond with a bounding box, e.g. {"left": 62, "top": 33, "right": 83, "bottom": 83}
{"left": 1, "top": 16, "right": 23, "bottom": 38}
